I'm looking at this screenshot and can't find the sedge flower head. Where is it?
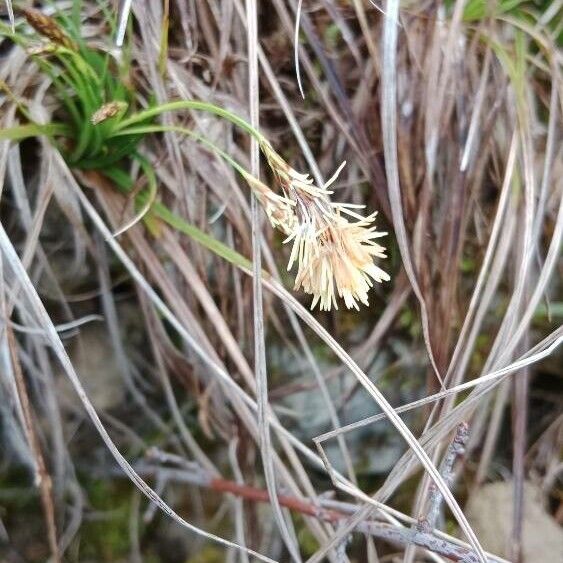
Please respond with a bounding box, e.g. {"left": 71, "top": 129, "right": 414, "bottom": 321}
{"left": 258, "top": 141, "right": 390, "bottom": 311}
{"left": 23, "top": 8, "right": 78, "bottom": 51}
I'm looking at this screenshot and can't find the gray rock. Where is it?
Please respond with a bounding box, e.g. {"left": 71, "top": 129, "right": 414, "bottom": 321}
{"left": 57, "top": 323, "right": 125, "bottom": 411}
{"left": 465, "top": 481, "right": 563, "bottom": 561}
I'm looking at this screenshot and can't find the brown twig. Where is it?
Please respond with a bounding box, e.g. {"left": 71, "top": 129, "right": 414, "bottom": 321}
{"left": 418, "top": 422, "right": 470, "bottom": 533}
{"left": 134, "top": 445, "right": 506, "bottom": 563}
{"left": 6, "top": 325, "right": 60, "bottom": 563}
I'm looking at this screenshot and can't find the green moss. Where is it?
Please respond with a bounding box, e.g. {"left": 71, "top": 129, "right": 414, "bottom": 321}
{"left": 399, "top": 306, "right": 422, "bottom": 339}
{"left": 76, "top": 479, "right": 132, "bottom": 560}
{"left": 323, "top": 24, "right": 342, "bottom": 51}
{"left": 295, "top": 515, "right": 320, "bottom": 557}
{"left": 186, "top": 545, "right": 226, "bottom": 563}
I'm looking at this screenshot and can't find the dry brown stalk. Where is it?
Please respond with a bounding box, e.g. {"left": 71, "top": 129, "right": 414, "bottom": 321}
{"left": 6, "top": 325, "right": 60, "bottom": 563}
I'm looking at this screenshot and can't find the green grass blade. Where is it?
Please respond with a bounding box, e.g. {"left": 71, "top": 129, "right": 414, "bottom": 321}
{"left": 0, "top": 123, "right": 71, "bottom": 141}
{"left": 113, "top": 100, "right": 265, "bottom": 143}
{"left": 153, "top": 203, "right": 254, "bottom": 272}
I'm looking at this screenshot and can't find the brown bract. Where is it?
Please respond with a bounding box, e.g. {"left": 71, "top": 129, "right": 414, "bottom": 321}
{"left": 90, "top": 101, "right": 127, "bottom": 125}
{"left": 23, "top": 8, "right": 77, "bottom": 51}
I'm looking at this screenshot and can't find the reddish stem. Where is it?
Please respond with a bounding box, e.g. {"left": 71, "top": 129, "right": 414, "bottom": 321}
{"left": 209, "top": 477, "right": 342, "bottom": 522}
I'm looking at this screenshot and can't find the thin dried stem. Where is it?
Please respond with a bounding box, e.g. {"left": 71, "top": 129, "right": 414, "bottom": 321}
{"left": 5, "top": 325, "right": 60, "bottom": 563}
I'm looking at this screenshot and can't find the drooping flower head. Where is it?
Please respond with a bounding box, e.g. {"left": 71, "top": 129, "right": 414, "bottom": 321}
{"left": 255, "top": 141, "right": 390, "bottom": 311}
{"left": 241, "top": 172, "right": 296, "bottom": 236}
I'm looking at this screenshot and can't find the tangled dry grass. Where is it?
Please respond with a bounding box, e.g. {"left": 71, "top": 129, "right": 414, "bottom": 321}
{"left": 0, "top": 1, "right": 561, "bottom": 562}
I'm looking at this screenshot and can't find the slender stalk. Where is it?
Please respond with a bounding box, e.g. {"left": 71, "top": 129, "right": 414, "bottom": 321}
{"left": 111, "top": 124, "right": 250, "bottom": 177}
{"left": 113, "top": 100, "right": 265, "bottom": 142}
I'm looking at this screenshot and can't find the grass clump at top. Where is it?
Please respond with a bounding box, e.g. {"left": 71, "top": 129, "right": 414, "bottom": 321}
{"left": 0, "top": 3, "right": 391, "bottom": 312}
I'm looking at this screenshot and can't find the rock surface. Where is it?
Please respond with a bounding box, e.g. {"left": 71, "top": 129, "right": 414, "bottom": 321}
{"left": 57, "top": 323, "right": 125, "bottom": 411}
{"left": 465, "top": 481, "right": 563, "bottom": 561}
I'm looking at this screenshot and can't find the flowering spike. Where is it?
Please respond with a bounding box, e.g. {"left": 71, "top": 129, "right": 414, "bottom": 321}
{"left": 23, "top": 8, "right": 77, "bottom": 51}
{"left": 255, "top": 141, "right": 390, "bottom": 311}
{"left": 91, "top": 101, "right": 128, "bottom": 125}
